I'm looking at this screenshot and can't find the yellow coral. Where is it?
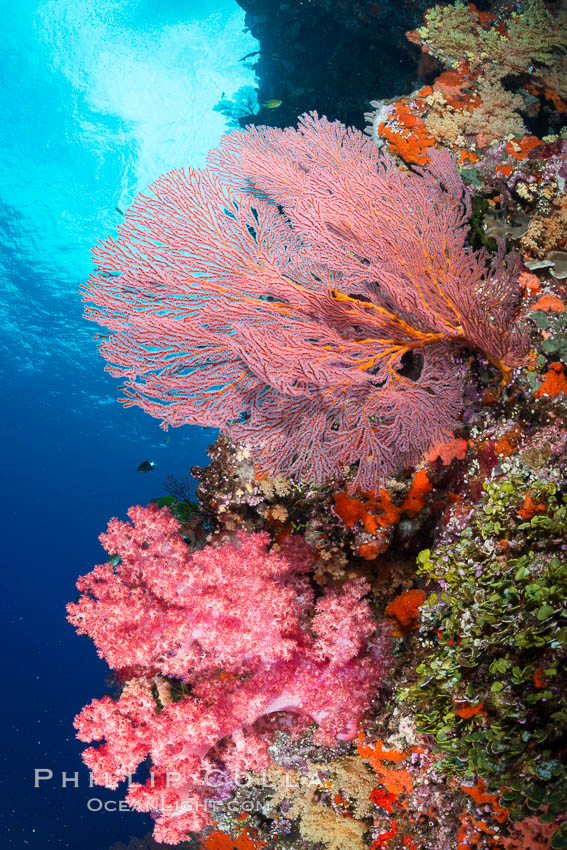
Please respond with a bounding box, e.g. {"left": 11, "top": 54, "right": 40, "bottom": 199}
{"left": 420, "top": 0, "right": 567, "bottom": 77}
{"left": 418, "top": 3, "right": 481, "bottom": 69}
{"left": 423, "top": 70, "right": 526, "bottom": 146}
{"left": 521, "top": 195, "right": 567, "bottom": 258}
{"left": 248, "top": 758, "right": 376, "bottom": 848}
{"left": 299, "top": 803, "right": 368, "bottom": 850}
{"left": 538, "top": 57, "right": 567, "bottom": 99}
{"left": 503, "top": 0, "right": 567, "bottom": 70}
{"left": 413, "top": 0, "right": 567, "bottom": 149}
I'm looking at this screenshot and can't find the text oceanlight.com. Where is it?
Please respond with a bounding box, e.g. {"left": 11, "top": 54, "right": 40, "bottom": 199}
{"left": 34, "top": 767, "right": 315, "bottom": 812}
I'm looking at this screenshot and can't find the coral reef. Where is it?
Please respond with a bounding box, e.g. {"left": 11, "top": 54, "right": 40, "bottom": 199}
{"left": 368, "top": 0, "right": 567, "bottom": 202}
{"left": 74, "top": 2, "right": 567, "bottom": 847}
{"left": 406, "top": 469, "right": 567, "bottom": 822}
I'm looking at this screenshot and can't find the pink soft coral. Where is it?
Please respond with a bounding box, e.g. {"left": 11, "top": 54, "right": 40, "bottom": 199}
{"left": 68, "top": 505, "right": 390, "bottom": 844}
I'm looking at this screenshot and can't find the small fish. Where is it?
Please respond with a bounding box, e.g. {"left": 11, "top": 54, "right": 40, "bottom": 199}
{"left": 161, "top": 435, "right": 170, "bottom": 446}
{"left": 115, "top": 205, "right": 125, "bottom": 217}
{"left": 240, "top": 50, "right": 259, "bottom": 62}
{"left": 137, "top": 460, "right": 155, "bottom": 473}
{"left": 263, "top": 99, "right": 282, "bottom": 109}
{"left": 108, "top": 554, "right": 120, "bottom": 567}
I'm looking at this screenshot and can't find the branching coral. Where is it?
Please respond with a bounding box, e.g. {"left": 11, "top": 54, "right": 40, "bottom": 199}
{"left": 423, "top": 70, "right": 528, "bottom": 147}
{"left": 83, "top": 113, "right": 526, "bottom": 491}
{"left": 376, "top": 1, "right": 567, "bottom": 162}
{"left": 417, "top": 0, "right": 567, "bottom": 77}
{"left": 521, "top": 193, "right": 567, "bottom": 258}
{"left": 242, "top": 749, "right": 383, "bottom": 849}
{"left": 68, "top": 504, "right": 391, "bottom": 844}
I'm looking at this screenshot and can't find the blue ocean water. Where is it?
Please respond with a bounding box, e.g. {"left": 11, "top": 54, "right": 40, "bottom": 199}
{"left": 0, "top": 2, "right": 256, "bottom": 846}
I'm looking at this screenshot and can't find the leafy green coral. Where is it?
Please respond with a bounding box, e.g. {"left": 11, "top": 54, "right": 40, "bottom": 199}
{"left": 530, "top": 308, "right": 567, "bottom": 365}
{"left": 400, "top": 471, "right": 567, "bottom": 821}
{"left": 151, "top": 494, "right": 199, "bottom": 524}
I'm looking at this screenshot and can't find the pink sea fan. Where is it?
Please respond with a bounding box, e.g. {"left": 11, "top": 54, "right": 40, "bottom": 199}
{"left": 68, "top": 504, "right": 391, "bottom": 843}
{"left": 83, "top": 112, "right": 526, "bottom": 489}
